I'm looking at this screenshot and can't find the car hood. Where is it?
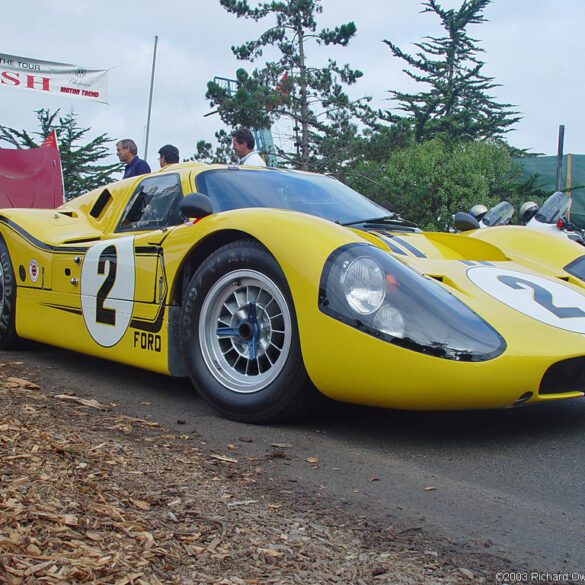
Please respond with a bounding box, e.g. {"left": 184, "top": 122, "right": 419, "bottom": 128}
{"left": 354, "top": 228, "right": 507, "bottom": 263}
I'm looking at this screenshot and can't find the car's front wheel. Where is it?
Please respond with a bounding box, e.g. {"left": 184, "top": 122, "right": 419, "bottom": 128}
{"left": 180, "top": 240, "right": 315, "bottom": 423}
{"left": 0, "top": 238, "right": 18, "bottom": 349}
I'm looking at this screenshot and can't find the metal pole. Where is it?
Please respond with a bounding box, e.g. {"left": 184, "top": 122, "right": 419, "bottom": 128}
{"left": 567, "top": 153, "right": 573, "bottom": 221}
{"left": 556, "top": 124, "right": 565, "bottom": 192}
{"left": 144, "top": 35, "right": 159, "bottom": 161}
{"left": 567, "top": 153, "right": 572, "bottom": 193}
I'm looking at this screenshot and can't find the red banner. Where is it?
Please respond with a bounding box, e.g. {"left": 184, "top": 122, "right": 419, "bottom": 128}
{"left": 0, "top": 141, "right": 64, "bottom": 209}
{"left": 41, "top": 130, "right": 58, "bottom": 149}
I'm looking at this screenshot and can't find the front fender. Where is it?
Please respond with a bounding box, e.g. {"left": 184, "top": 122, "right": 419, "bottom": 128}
{"left": 160, "top": 208, "right": 368, "bottom": 377}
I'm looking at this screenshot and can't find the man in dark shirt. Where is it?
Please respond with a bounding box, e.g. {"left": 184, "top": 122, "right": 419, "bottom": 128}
{"left": 158, "top": 144, "right": 180, "bottom": 168}
{"left": 116, "top": 139, "right": 151, "bottom": 179}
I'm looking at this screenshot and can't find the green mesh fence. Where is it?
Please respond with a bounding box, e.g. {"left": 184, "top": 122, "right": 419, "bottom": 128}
{"left": 515, "top": 155, "right": 585, "bottom": 229}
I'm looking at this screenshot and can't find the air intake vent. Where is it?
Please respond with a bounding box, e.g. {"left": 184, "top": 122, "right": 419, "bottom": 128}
{"left": 540, "top": 356, "right": 585, "bottom": 395}
{"left": 90, "top": 188, "right": 112, "bottom": 219}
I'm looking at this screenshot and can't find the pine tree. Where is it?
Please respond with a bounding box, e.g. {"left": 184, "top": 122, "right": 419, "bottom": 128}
{"left": 205, "top": 0, "right": 374, "bottom": 171}
{"left": 191, "top": 129, "right": 239, "bottom": 164}
{"left": 384, "top": 0, "right": 520, "bottom": 142}
{"left": 0, "top": 109, "right": 122, "bottom": 200}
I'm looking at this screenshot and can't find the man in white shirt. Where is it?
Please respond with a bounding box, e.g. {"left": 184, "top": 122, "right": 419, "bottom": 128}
{"left": 232, "top": 128, "right": 267, "bottom": 167}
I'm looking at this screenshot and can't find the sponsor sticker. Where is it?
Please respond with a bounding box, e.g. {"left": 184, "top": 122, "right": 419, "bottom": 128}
{"left": 29, "top": 259, "right": 39, "bottom": 283}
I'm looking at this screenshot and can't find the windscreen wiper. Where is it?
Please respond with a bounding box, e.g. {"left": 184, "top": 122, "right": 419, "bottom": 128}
{"left": 340, "top": 215, "right": 419, "bottom": 229}
{"left": 339, "top": 215, "right": 396, "bottom": 227}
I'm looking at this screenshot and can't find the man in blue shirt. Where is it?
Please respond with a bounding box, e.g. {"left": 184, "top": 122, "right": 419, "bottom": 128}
{"left": 116, "top": 139, "right": 151, "bottom": 179}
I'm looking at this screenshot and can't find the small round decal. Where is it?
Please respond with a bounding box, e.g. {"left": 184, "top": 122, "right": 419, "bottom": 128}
{"left": 468, "top": 266, "right": 585, "bottom": 333}
{"left": 29, "top": 259, "right": 39, "bottom": 283}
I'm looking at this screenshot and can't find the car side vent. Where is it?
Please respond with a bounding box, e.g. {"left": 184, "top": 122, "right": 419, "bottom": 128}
{"left": 90, "top": 189, "right": 112, "bottom": 219}
{"left": 539, "top": 356, "right": 585, "bottom": 395}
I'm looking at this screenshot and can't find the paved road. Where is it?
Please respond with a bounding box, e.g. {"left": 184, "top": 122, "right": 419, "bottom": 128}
{"left": 5, "top": 343, "right": 585, "bottom": 576}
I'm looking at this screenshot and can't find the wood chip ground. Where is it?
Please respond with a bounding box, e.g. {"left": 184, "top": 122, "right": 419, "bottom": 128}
{"left": 0, "top": 360, "right": 490, "bottom": 584}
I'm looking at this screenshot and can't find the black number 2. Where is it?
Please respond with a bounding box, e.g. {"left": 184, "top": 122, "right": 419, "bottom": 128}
{"left": 498, "top": 275, "right": 585, "bottom": 319}
{"left": 96, "top": 245, "right": 117, "bottom": 325}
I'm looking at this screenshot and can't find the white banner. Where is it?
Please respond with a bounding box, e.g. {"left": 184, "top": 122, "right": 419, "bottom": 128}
{"left": 0, "top": 53, "right": 108, "bottom": 103}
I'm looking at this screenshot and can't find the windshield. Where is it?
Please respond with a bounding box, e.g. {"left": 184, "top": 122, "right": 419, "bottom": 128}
{"left": 535, "top": 191, "right": 571, "bottom": 224}
{"left": 194, "top": 168, "right": 390, "bottom": 224}
{"left": 481, "top": 201, "right": 514, "bottom": 227}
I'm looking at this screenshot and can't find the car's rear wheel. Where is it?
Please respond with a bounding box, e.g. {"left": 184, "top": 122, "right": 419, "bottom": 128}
{"left": 180, "top": 240, "right": 315, "bottom": 423}
{"left": 0, "top": 238, "right": 18, "bottom": 349}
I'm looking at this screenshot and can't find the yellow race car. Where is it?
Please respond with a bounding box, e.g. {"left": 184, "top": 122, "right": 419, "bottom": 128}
{"left": 2, "top": 162, "right": 585, "bottom": 422}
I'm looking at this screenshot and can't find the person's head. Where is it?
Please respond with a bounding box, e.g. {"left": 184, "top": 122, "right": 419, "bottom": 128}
{"left": 232, "top": 128, "right": 255, "bottom": 159}
{"left": 116, "top": 139, "right": 138, "bottom": 163}
{"left": 519, "top": 201, "right": 539, "bottom": 224}
{"left": 470, "top": 204, "right": 488, "bottom": 222}
{"left": 158, "top": 144, "right": 180, "bottom": 168}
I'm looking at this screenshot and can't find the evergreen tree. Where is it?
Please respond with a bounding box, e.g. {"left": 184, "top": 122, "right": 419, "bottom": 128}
{"left": 384, "top": 0, "right": 520, "bottom": 142}
{"left": 0, "top": 109, "right": 122, "bottom": 200}
{"left": 191, "top": 129, "right": 239, "bottom": 164}
{"left": 205, "top": 0, "right": 375, "bottom": 172}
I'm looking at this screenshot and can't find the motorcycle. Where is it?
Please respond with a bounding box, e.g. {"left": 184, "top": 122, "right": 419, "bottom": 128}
{"left": 453, "top": 201, "right": 515, "bottom": 231}
{"left": 454, "top": 193, "right": 585, "bottom": 245}
{"left": 522, "top": 191, "right": 585, "bottom": 244}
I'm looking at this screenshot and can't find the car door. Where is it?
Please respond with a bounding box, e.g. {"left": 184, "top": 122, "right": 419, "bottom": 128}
{"left": 79, "top": 174, "right": 184, "bottom": 350}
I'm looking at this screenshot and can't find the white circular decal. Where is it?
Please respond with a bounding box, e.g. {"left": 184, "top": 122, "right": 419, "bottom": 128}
{"left": 28, "top": 259, "right": 39, "bottom": 283}
{"left": 468, "top": 266, "right": 585, "bottom": 333}
{"left": 80, "top": 237, "right": 135, "bottom": 347}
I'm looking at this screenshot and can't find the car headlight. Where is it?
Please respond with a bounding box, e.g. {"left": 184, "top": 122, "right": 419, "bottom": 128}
{"left": 319, "top": 244, "right": 505, "bottom": 361}
{"left": 341, "top": 257, "right": 386, "bottom": 315}
{"left": 372, "top": 305, "right": 405, "bottom": 337}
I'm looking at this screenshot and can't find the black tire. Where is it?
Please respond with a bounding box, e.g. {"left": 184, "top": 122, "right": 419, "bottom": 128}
{"left": 180, "top": 240, "right": 315, "bottom": 423}
{"left": 0, "top": 237, "right": 18, "bottom": 349}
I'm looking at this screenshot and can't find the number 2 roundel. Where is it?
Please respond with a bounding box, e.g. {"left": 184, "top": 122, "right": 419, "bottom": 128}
{"left": 468, "top": 266, "right": 585, "bottom": 334}
{"left": 81, "top": 237, "right": 135, "bottom": 347}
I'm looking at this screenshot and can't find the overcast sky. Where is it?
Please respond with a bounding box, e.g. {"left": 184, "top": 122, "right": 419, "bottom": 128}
{"left": 2, "top": 0, "right": 584, "bottom": 173}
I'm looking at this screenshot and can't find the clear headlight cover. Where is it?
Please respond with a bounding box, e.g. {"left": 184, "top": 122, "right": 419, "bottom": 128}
{"left": 372, "top": 305, "right": 405, "bottom": 337}
{"left": 319, "top": 244, "right": 505, "bottom": 361}
{"left": 341, "top": 256, "right": 386, "bottom": 315}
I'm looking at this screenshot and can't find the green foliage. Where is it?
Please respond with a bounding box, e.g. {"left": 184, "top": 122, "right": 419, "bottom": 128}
{"left": 345, "top": 139, "right": 535, "bottom": 231}
{"left": 326, "top": 120, "right": 414, "bottom": 185}
{"left": 191, "top": 129, "right": 239, "bottom": 164}
{"left": 348, "top": 119, "right": 415, "bottom": 165}
{"left": 206, "top": 69, "right": 286, "bottom": 130}
{"left": 206, "top": 0, "right": 375, "bottom": 172}
{"left": 384, "top": 0, "right": 520, "bottom": 142}
{"left": 0, "top": 109, "right": 122, "bottom": 200}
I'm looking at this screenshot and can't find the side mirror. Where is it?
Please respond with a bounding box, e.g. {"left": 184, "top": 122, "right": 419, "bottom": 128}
{"left": 180, "top": 193, "right": 213, "bottom": 219}
{"left": 453, "top": 211, "right": 481, "bottom": 232}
